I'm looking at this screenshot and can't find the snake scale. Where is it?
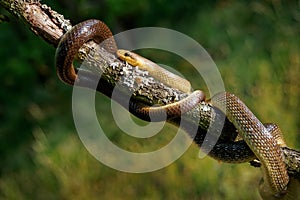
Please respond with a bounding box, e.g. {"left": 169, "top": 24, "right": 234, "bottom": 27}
{"left": 55, "top": 19, "right": 289, "bottom": 198}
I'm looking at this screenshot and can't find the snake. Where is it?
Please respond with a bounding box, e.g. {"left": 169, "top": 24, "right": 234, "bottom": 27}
{"left": 55, "top": 19, "right": 289, "bottom": 197}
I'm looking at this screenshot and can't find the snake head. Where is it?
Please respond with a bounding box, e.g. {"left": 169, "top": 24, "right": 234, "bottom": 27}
{"left": 117, "top": 49, "right": 139, "bottom": 66}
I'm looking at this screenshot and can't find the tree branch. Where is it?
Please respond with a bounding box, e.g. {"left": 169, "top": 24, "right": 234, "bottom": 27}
{"left": 1, "top": 0, "right": 299, "bottom": 182}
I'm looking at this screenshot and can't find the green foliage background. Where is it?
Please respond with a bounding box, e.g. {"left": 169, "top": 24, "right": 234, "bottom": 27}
{"left": 0, "top": 0, "right": 299, "bottom": 199}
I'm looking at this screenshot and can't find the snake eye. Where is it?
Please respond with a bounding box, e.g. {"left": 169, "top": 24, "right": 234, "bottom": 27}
{"left": 124, "top": 52, "right": 130, "bottom": 57}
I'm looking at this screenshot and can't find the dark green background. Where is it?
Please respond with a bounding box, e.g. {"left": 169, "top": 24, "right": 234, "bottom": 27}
{"left": 0, "top": 0, "right": 299, "bottom": 199}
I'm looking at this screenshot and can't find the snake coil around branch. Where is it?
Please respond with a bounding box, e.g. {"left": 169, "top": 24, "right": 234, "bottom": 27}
{"left": 54, "top": 19, "right": 298, "bottom": 199}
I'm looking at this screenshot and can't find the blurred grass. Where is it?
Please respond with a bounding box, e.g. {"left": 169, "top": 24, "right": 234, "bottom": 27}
{"left": 0, "top": 0, "right": 299, "bottom": 199}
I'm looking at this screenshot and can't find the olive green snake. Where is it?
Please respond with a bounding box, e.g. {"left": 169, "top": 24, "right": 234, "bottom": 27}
{"left": 55, "top": 19, "right": 289, "bottom": 198}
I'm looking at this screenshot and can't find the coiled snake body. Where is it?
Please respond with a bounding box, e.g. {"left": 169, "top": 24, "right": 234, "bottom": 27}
{"left": 55, "top": 19, "right": 289, "bottom": 197}
{"left": 55, "top": 19, "right": 205, "bottom": 120}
